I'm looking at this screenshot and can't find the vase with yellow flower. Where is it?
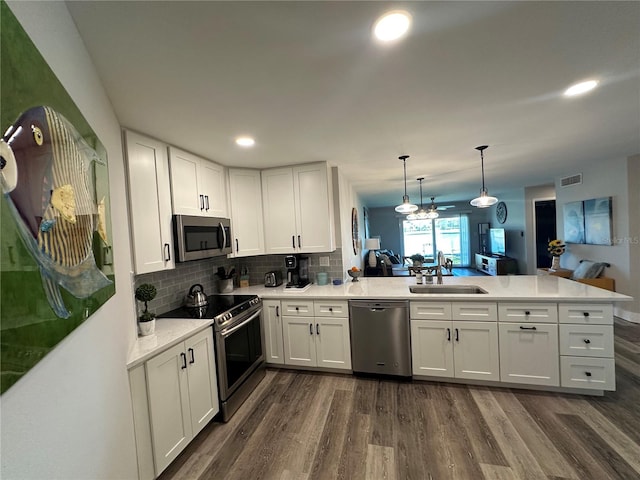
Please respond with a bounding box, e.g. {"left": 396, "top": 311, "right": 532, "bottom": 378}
{"left": 547, "top": 239, "right": 566, "bottom": 272}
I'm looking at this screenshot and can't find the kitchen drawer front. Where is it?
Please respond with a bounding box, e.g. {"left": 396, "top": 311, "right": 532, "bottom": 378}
{"left": 410, "top": 302, "right": 452, "bottom": 320}
{"left": 560, "top": 356, "right": 615, "bottom": 391}
{"left": 314, "top": 300, "right": 349, "bottom": 317}
{"left": 281, "top": 300, "right": 314, "bottom": 317}
{"left": 498, "top": 303, "right": 558, "bottom": 323}
{"left": 559, "top": 324, "right": 613, "bottom": 358}
{"left": 558, "top": 304, "right": 613, "bottom": 325}
{"left": 451, "top": 302, "right": 497, "bottom": 322}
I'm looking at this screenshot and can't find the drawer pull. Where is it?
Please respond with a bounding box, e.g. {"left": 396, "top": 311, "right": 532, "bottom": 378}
{"left": 329, "top": 307, "right": 333, "bottom": 312}
{"left": 519, "top": 326, "right": 537, "bottom": 331}
{"left": 583, "top": 339, "right": 591, "bottom": 344}
{"left": 447, "top": 328, "right": 451, "bottom": 341}
{"left": 524, "top": 311, "right": 531, "bottom": 315}
{"left": 585, "top": 371, "right": 592, "bottom": 377}
{"left": 309, "top": 323, "right": 313, "bottom": 335}
{"left": 583, "top": 312, "right": 590, "bottom": 317}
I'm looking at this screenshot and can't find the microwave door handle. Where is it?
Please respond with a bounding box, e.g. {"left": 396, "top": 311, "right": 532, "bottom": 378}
{"left": 220, "top": 309, "right": 261, "bottom": 337}
{"left": 219, "top": 222, "right": 226, "bottom": 251}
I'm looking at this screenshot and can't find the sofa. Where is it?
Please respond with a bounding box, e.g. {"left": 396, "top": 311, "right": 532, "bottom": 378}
{"left": 546, "top": 259, "right": 615, "bottom": 291}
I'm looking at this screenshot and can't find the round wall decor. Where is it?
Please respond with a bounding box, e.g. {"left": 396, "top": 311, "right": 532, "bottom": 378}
{"left": 351, "top": 207, "right": 359, "bottom": 254}
{"left": 496, "top": 201, "right": 508, "bottom": 224}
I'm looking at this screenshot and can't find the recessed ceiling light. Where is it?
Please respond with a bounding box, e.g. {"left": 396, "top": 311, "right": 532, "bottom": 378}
{"left": 373, "top": 10, "right": 411, "bottom": 42}
{"left": 235, "top": 136, "right": 255, "bottom": 147}
{"left": 564, "top": 80, "right": 599, "bottom": 97}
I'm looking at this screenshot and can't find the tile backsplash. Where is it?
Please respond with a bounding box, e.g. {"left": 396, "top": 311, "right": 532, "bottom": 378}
{"left": 134, "top": 248, "right": 344, "bottom": 316}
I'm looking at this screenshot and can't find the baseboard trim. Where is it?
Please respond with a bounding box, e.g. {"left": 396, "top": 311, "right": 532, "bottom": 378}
{"left": 615, "top": 306, "right": 640, "bottom": 324}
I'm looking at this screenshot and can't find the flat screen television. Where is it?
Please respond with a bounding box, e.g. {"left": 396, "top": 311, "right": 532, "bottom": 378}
{"left": 489, "top": 228, "right": 506, "bottom": 256}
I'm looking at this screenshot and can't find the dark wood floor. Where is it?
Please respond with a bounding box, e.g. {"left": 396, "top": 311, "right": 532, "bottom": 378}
{"left": 159, "top": 318, "right": 640, "bottom": 480}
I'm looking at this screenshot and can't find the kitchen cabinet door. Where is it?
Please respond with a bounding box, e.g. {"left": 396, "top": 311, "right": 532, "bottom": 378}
{"left": 410, "top": 320, "right": 454, "bottom": 377}
{"left": 263, "top": 300, "right": 285, "bottom": 365}
{"left": 124, "top": 130, "right": 174, "bottom": 274}
{"left": 228, "top": 168, "right": 265, "bottom": 257}
{"left": 499, "top": 322, "right": 559, "bottom": 386}
{"left": 145, "top": 342, "right": 192, "bottom": 475}
{"left": 293, "top": 163, "right": 334, "bottom": 253}
{"left": 453, "top": 321, "right": 500, "bottom": 381}
{"left": 184, "top": 329, "right": 219, "bottom": 437}
{"left": 169, "top": 147, "right": 227, "bottom": 218}
{"left": 282, "top": 316, "right": 317, "bottom": 367}
{"left": 262, "top": 168, "right": 297, "bottom": 254}
{"left": 315, "top": 317, "right": 351, "bottom": 370}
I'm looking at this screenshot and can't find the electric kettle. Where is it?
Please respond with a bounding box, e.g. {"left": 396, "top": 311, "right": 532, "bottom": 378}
{"left": 184, "top": 284, "right": 208, "bottom": 308}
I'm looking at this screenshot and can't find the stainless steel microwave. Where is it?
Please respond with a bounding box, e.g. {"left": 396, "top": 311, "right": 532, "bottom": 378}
{"left": 173, "top": 215, "right": 232, "bottom": 262}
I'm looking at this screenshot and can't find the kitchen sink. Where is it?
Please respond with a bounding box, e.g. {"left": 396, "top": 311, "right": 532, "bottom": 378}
{"left": 409, "top": 285, "right": 488, "bottom": 294}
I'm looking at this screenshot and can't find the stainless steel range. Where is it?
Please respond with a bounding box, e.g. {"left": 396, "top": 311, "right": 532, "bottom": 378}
{"left": 161, "top": 294, "right": 265, "bottom": 422}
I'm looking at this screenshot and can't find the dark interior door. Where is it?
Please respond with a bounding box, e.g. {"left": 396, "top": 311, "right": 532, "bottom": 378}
{"left": 535, "top": 200, "right": 557, "bottom": 268}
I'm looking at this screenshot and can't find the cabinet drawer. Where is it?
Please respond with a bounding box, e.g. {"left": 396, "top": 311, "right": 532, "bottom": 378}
{"left": 558, "top": 304, "right": 613, "bottom": 325}
{"left": 452, "top": 302, "right": 497, "bottom": 321}
{"left": 281, "top": 300, "right": 314, "bottom": 317}
{"left": 560, "top": 356, "right": 615, "bottom": 391}
{"left": 314, "top": 300, "right": 348, "bottom": 317}
{"left": 559, "top": 325, "right": 614, "bottom": 357}
{"left": 498, "top": 303, "right": 558, "bottom": 323}
{"left": 410, "top": 302, "right": 452, "bottom": 320}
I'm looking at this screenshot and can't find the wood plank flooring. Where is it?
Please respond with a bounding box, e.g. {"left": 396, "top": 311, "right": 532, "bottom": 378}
{"left": 159, "top": 319, "right": 640, "bottom": 480}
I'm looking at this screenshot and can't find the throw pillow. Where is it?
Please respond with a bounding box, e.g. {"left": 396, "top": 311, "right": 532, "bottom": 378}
{"left": 571, "top": 260, "right": 606, "bottom": 280}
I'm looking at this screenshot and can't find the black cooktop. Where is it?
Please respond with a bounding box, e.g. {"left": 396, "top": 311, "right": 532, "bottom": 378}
{"left": 159, "top": 294, "right": 259, "bottom": 320}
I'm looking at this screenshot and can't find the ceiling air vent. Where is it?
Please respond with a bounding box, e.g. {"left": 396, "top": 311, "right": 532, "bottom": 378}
{"left": 560, "top": 173, "right": 582, "bottom": 187}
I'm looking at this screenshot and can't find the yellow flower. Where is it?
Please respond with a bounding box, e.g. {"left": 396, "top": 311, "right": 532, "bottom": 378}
{"left": 547, "top": 239, "right": 566, "bottom": 256}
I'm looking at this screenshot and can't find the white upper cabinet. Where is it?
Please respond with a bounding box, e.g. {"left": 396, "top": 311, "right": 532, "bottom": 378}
{"left": 169, "top": 147, "right": 227, "bottom": 218}
{"left": 124, "top": 130, "right": 175, "bottom": 274}
{"left": 227, "top": 168, "right": 265, "bottom": 257}
{"left": 262, "top": 162, "right": 335, "bottom": 254}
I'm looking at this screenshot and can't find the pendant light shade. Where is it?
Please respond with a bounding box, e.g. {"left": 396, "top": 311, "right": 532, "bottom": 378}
{"left": 425, "top": 197, "right": 439, "bottom": 219}
{"left": 395, "top": 155, "right": 418, "bottom": 213}
{"left": 407, "top": 177, "right": 429, "bottom": 220}
{"left": 470, "top": 145, "right": 498, "bottom": 208}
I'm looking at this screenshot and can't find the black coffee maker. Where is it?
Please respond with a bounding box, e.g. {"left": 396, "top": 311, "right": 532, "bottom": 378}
{"left": 285, "top": 255, "right": 310, "bottom": 288}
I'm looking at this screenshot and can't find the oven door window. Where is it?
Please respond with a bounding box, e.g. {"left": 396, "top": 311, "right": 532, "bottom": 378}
{"left": 223, "top": 316, "right": 263, "bottom": 388}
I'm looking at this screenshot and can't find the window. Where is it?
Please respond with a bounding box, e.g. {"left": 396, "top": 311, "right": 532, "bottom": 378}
{"left": 402, "top": 214, "right": 471, "bottom": 266}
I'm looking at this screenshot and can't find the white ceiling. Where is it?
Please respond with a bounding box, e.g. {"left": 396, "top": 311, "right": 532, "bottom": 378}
{"left": 66, "top": 1, "right": 640, "bottom": 208}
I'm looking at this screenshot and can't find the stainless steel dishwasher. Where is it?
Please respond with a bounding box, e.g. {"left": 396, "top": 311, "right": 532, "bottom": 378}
{"left": 348, "top": 300, "right": 411, "bottom": 377}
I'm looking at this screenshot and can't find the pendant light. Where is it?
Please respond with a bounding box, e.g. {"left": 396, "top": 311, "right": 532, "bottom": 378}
{"left": 425, "top": 196, "right": 440, "bottom": 219}
{"left": 407, "top": 177, "right": 429, "bottom": 220}
{"left": 470, "top": 145, "right": 498, "bottom": 208}
{"left": 395, "top": 155, "right": 418, "bottom": 213}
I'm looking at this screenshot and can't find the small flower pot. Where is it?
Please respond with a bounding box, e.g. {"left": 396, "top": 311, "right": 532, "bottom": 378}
{"left": 549, "top": 256, "right": 561, "bottom": 272}
{"left": 138, "top": 319, "right": 156, "bottom": 336}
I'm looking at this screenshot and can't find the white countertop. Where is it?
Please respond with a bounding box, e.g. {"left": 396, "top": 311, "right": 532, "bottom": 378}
{"left": 127, "top": 275, "right": 632, "bottom": 369}
{"left": 234, "top": 275, "right": 633, "bottom": 302}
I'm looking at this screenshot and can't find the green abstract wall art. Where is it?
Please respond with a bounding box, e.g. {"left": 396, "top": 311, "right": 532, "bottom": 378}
{"left": 1, "top": 2, "right": 116, "bottom": 394}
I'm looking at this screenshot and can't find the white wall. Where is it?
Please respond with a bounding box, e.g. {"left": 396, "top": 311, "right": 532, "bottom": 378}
{"left": 1, "top": 2, "right": 139, "bottom": 479}
{"left": 555, "top": 155, "right": 638, "bottom": 322}
{"left": 334, "top": 167, "right": 364, "bottom": 274}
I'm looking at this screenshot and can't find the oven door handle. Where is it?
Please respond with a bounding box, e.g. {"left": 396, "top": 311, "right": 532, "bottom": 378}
{"left": 219, "top": 309, "right": 262, "bottom": 337}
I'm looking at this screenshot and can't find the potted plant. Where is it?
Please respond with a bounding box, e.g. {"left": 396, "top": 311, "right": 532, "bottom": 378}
{"left": 409, "top": 253, "right": 425, "bottom": 267}
{"left": 135, "top": 283, "right": 157, "bottom": 336}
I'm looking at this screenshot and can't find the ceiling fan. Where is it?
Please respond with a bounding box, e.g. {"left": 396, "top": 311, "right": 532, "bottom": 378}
{"left": 426, "top": 196, "right": 455, "bottom": 212}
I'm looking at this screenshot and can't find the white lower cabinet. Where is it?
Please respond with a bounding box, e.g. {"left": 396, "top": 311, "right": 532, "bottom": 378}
{"left": 145, "top": 329, "right": 219, "bottom": 476}
{"left": 281, "top": 300, "right": 351, "bottom": 370}
{"left": 263, "top": 300, "right": 285, "bottom": 365}
{"left": 558, "top": 303, "right": 615, "bottom": 391}
{"left": 498, "top": 322, "right": 559, "bottom": 386}
{"left": 410, "top": 302, "right": 499, "bottom": 381}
